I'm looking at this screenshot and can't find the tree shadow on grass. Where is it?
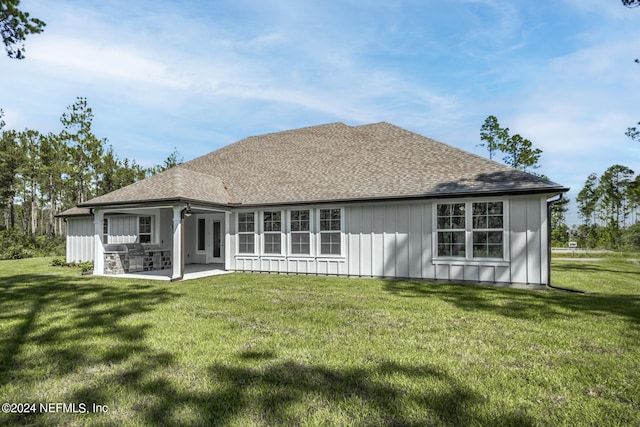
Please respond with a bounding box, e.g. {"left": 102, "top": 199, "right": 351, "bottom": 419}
{"left": 66, "top": 355, "right": 535, "bottom": 426}
{"left": 382, "top": 278, "right": 640, "bottom": 327}
{"left": 0, "top": 272, "right": 178, "bottom": 425}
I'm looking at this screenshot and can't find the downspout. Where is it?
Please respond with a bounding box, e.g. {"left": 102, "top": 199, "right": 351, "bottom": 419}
{"left": 545, "top": 194, "right": 587, "bottom": 293}
{"left": 545, "top": 194, "right": 562, "bottom": 289}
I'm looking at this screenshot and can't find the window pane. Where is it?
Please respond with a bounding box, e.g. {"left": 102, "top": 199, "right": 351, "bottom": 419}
{"left": 489, "top": 216, "right": 503, "bottom": 228}
{"left": 291, "top": 233, "right": 310, "bottom": 255}
{"left": 320, "top": 232, "right": 340, "bottom": 255}
{"left": 437, "top": 204, "right": 450, "bottom": 217}
{"left": 140, "top": 234, "right": 151, "bottom": 244}
{"left": 239, "top": 234, "right": 254, "bottom": 254}
{"left": 488, "top": 202, "right": 503, "bottom": 215}
{"left": 473, "top": 216, "right": 487, "bottom": 229}
{"left": 452, "top": 216, "right": 465, "bottom": 229}
{"left": 197, "top": 218, "right": 206, "bottom": 251}
{"left": 264, "top": 233, "right": 281, "bottom": 254}
{"left": 239, "top": 213, "right": 254, "bottom": 232}
{"left": 320, "top": 209, "right": 341, "bottom": 231}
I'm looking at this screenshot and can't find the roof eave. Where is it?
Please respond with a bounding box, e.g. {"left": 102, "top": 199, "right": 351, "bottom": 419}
{"left": 229, "top": 186, "right": 571, "bottom": 208}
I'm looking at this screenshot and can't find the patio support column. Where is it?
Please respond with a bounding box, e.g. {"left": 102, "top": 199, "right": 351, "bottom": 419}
{"left": 93, "top": 209, "right": 104, "bottom": 275}
{"left": 172, "top": 206, "right": 184, "bottom": 281}
{"left": 224, "top": 211, "right": 231, "bottom": 270}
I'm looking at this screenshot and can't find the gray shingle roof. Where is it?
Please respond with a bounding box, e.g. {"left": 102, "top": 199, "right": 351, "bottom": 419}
{"left": 77, "top": 122, "right": 567, "bottom": 210}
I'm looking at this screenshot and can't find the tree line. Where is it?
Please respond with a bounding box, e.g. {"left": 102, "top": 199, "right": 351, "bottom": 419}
{"left": 478, "top": 115, "right": 640, "bottom": 251}
{"left": 570, "top": 166, "right": 640, "bottom": 250}
{"left": 0, "top": 97, "right": 181, "bottom": 259}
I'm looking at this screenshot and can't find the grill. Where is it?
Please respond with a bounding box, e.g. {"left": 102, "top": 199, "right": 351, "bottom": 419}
{"left": 103, "top": 243, "right": 146, "bottom": 273}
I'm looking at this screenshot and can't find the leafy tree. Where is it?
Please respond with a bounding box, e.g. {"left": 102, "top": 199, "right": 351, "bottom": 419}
{"left": 39, "top": 132, "right": 67, "bottom": 236}
{"left": 479, "top": 115, "right": 543, "bottom": 172}
{"left": 0, "top": 129, "right": 24, "bottom": 229}
{"left": 576, "top": 173, "right": 600, "bottom": 226}
{"left": 98, "top": 146, "right": 147, "bottom": 195}
{"left": 598, "top": 165, "right": 634, "bottom": 249}
{"left": 622, "top": 0, "right": 640, "bottom": 8}
{"left": 0, "top": 0, "right": 45, "bottom": 59}
{"left": 147, "top": 147, "right": 184, "bottom": 176}
{"left": 60, "top": 97, "right": 106, "bottom": 204}
{"left": 498, "top": 133, "right": 542, "bottom": 172}
{"left": 551, "top": 197, "right": 570, "bottom": 245}
{"left": 478, "top": 116, "right": 508, "bottom": 160}
{"left": 16, "top": 129, "right": 41, "bottom": 236}
{"left": 626, "top": 122, "right": 640, "bottom": 142}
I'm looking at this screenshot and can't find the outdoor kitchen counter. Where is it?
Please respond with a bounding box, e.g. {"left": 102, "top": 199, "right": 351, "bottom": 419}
{"left": 103, "top": 244, "right": 172, "bottom": 274}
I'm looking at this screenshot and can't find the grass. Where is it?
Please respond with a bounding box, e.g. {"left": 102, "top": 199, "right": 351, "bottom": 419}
{"left": 0, "top": 258, "right": 638, "bottom": 426}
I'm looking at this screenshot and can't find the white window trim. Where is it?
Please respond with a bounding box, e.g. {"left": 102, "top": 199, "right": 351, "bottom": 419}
{"left": 317, "top": 207, "right": 344, "bottom": 258}
{"left": 103, "top": 218, "right": 109, "bottom": 244}
{"left": 262, "top": 210, "right": 284, "bottom": 256}
{"left": 138, "top": 215, "right": 155, "bottom": 245}
{"left": 288, "top": 208, "right": 313, "bottom": 257}
{"left": 433, "top": 199, "right": 509, "bottom": 262}
{"left": 237, "top": 211, "right": 257, "bottom": 255}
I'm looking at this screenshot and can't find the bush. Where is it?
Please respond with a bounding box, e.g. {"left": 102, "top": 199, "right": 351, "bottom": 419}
{"left": 51, "top": 257, "right": 67, "bottom": 267}
{"left": 78, "top": 261, "right": 94, "bottom": 274}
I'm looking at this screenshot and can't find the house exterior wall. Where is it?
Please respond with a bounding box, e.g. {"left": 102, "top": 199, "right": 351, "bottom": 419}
{"left": 65, "top": 217, "right": 94, "bottom": 263}
{"left": 229, "top": 196, "right": 550, "bottom": 286}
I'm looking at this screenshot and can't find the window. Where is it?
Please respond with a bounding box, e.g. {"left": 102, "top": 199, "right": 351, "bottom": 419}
{"left": 238, "top": 213, "right": 255, "bottom": 254}
{"left": 436, "top": 203, "right": 466, "bottom": 257}
{"left": 139, "top": 216, "right": 152, "bottom": 244}
{"left": 291, "top": 210, "right": 310, "bottom": 255}
{"left": 103, "top": 218, "right": 109, "bottom": 243}
{"left": 263, "top": 211, "right": 282, "bottom": 254}
{"left": 472, "top": 202, "right": 504, "bottom": 258}
{"left": 197, "top": 218, "right": 206, "bottom": 252}
{"left": 319, "top": 208, "right": 341, "bottom": 255}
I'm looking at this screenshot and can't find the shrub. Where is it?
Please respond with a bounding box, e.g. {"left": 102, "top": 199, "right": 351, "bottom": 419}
{"left": 78, "top": 262, "right": 94, "bottom": 274}
{"left": 51, "top": 257, "right": 67, "bottom": 267}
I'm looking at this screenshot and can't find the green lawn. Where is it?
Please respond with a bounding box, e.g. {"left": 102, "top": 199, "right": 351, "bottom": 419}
{"left": 0, "top": 258, "right": 638, "bottom": 426}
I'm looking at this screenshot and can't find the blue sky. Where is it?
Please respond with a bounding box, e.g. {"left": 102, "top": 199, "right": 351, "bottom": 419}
{"left": 2, "top": 0, "right": 640, "bottom": 225}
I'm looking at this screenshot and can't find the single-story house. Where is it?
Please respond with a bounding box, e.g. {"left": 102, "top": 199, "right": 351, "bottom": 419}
{"left": 59, "top": 122, "right": 568, "bottom": 287}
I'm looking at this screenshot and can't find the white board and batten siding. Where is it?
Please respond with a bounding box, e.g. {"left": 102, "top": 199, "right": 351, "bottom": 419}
{"left": 65, "top": 217, "right": 94, "bottom": 263}
{"left": 230, "top": 196, "right": 550, "bottom": 286}
{"left": 65, "top": 215, "right": 140, "bottom": 263}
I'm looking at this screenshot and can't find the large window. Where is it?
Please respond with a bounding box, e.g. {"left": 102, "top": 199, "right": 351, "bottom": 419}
{"left": 139, "top": 216, "right": 152, "bottom": 244}
{"left": 290, "top": 210, "right": 310, "bottom": 255}
{"left": 319, "top": 208, "right": 341, "bottom": 255}
{"left": 472, "top": 202, "right": 504, "bottom": 258}
{"left": 238, "top": 213, "right": 255, "bottom": 254}
{"left": 436, "top": 201, "right": 505, "bottom": 259}
{"left": 436, "top": 203, "right": 466, "bottom": 257}
{"left": 263, "top": 211, "right": 282, "bottom": 254}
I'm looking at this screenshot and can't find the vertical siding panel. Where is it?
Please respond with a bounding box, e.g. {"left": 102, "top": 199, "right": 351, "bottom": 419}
{"left": 409, "top": 204, "right": 422, "bottom": 279}
{"left": 66, "top": 218, "right": 94, "bottom": 263}
{"left": 527, "top": 199, "right": 542, "bottom": 284}
{"left": 383, "top": 206, "right": 396, "bottom": 277}
{"left": 348, "top": 207, "right": 361, "bottom": 276}
{"left": 436, "top": 264, "right": 449, "bottom": 280}
{"left": 464, "top": 265, "right": 479, "bottom": 282}
{"left": 396, "top": 205, "right": 410, "bottom": 278}
{"left": 510, "top": 200, "right": 528, "bottom": 283}
{"left": 372, "top": 206, "right": 385, "bottom": 277}
{"left": 422, "top": 202, "right": 435, "bottom": 279}
{"left": 360, "top": 207, "right": 373, "bottom": 277}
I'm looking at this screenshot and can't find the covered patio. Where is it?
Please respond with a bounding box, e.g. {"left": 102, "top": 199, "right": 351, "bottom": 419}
{"left": 112, "top": 263, "right": 231, "bottom": 281}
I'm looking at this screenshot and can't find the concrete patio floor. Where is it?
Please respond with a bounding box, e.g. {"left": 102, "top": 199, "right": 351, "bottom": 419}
{"left": 110, "top": 263, "right": 231, "bottom": 281}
